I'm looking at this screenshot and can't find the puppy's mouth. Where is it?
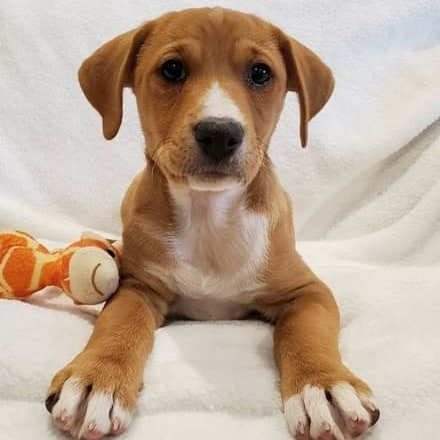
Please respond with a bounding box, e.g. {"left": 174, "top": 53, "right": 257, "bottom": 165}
{"left": 192, "top": 170, "right": 231, "bottom": 179}
{"left": 191, "top": 167, "right": 239, "bottom": 178}
{"left": 160, "top": 162, "right": 242, "bottom": 191}
{"left": 187, "top": 169, "right": 241, "bottom": 192}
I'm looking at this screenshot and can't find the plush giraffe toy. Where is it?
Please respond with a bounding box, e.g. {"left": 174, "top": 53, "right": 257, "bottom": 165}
{"left": 0, "top": 231, "right": 121, "bottom": 304}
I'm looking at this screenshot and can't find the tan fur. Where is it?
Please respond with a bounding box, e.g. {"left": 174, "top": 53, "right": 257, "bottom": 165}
{"left": 47, "top": 7, "right": 378, "bottom": 439}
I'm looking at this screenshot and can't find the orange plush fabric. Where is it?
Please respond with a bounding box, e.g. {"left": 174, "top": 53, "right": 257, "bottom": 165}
{"left": 0, "top": 231, "right": 120, "bottom": 302}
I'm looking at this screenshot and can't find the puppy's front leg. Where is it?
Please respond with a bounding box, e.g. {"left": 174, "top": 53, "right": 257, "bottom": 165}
{"left": 257, "top": 277, "right": 380, "bottom": 440}
{"left": 45, "top": 283, "right": 165, "bottom": 439}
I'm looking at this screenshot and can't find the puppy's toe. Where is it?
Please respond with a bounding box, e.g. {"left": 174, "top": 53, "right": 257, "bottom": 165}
{"left": 110, "top": 400, "right": 133, "bottom": 435}
{"left": 284, "top": 394, "right": 310, "bottom": 439}
{"left": 330, "top": 383, "right": 379, "bottom": 437}
{"left": 359, "top": 393, "right": 380, "bottom": 428}
{"left": 77, "top": 392, "right": 114, "bottom": 439}
{"left": 52, "top": 377, "right": 87, "bottom": 432}
{"left": 302, "top": 386, "right": 344, "bottom": 440}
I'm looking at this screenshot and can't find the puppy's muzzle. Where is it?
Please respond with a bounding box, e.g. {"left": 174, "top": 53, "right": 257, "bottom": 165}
{"left": 194, "top": 117, "right": 244, "bottom": 163}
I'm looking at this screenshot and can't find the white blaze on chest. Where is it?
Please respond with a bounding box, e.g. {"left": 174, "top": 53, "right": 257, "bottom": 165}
{"left": 164, "top": 187, "right": 268, "bottom": 320}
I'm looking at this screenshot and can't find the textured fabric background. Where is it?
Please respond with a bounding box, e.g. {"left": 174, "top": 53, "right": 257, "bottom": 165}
{"left": 0, "top": 1, "right": 439, "bottom": 439}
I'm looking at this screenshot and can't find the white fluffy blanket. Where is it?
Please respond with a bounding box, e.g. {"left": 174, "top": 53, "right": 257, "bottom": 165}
{"left": 1, "top": 0, "right": 440, "bottom": 439}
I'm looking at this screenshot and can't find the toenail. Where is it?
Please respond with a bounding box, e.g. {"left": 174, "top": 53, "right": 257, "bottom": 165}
{"left": 45, "top": 393, "right": 59, "bottom": 413}
{"left": 371, "top": 408, "right": 380, "bottom": 425}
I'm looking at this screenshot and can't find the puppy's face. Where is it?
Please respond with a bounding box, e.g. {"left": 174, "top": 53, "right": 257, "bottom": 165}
{"left": 79, "top": 8, "right": 334, "bottom": 191}
{"left": 134, "top": 9, "right": 288, "bottom": 190}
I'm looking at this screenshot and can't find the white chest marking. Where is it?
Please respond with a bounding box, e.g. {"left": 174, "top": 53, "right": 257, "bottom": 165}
{"left": 155, "top": 187, "right": 268, "bottom": 320}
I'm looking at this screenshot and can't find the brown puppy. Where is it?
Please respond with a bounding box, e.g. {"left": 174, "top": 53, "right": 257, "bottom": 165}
{"left": 46, "top": 8, "right": 380, "bottom": 440}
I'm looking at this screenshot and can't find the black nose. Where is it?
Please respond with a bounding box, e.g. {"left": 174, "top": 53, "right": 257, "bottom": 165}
{"left": 194, "top": 118, "right": 244, "bottom": 162}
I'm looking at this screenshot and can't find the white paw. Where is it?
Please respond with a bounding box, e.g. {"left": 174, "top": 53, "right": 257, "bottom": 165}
{"left": 51, "top": 377, "right": 133, "bottom": 439}
{"left": 284, "top": 382, "right": 380, "bottom": 440}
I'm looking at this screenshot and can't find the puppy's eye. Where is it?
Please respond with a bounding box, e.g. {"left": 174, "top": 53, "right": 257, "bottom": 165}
{"left": 248, "top": 63, "right": 272, "bottom": 87}
{"left": 161, "top": 59, "right": 186, "bottom": 83}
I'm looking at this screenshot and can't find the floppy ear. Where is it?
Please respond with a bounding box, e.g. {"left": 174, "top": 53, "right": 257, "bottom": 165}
{"left": 276, "top": 30, "right": 334, "bottom": 147}
{"left": 78, "top": 22, "right": 153, "bottom": 140}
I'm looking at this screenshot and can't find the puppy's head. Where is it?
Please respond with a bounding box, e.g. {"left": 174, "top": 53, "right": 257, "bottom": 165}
{"left": 79, "top": 8, "right": 334, "bottom": 191}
